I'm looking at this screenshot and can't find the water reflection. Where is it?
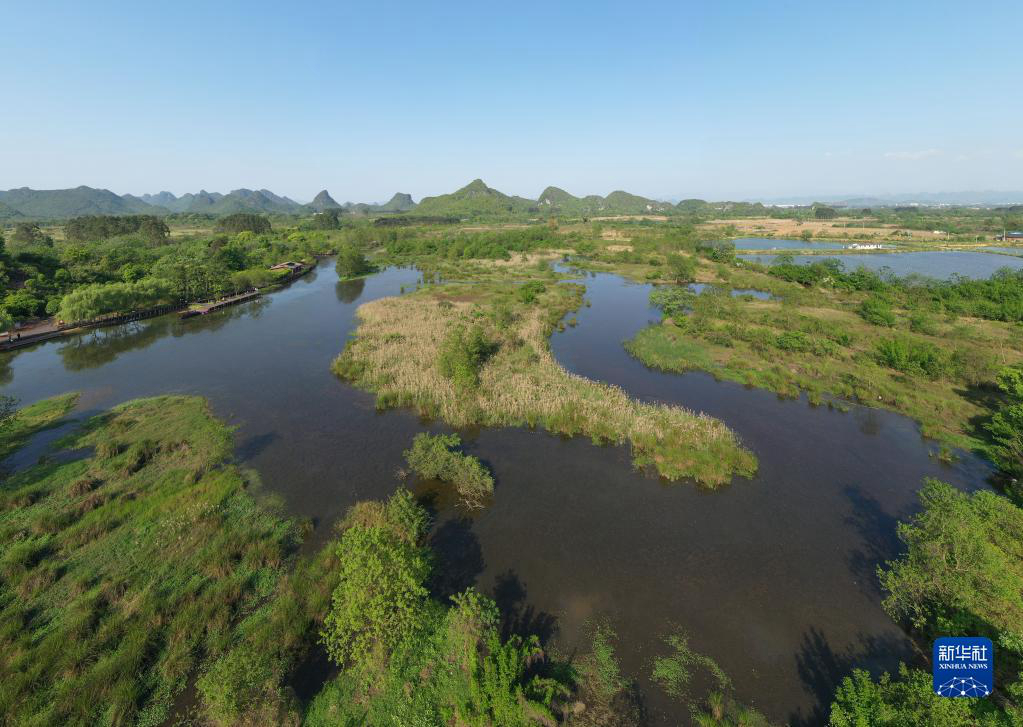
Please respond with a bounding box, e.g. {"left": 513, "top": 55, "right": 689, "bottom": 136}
{"left": 335, "top": 277, "right": 366, "bottom": 303}
{"left": 57, "top": 319, "right": 176, "bottom": 372}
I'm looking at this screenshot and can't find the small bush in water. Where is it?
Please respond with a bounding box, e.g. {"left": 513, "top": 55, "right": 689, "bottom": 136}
{"left": 404, "top": 432, "right": 494, "bottom": 508}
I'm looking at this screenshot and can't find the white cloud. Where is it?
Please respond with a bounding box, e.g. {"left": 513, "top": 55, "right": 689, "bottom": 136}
{"left": 883, "top": 149, "right": 942, "bottom": 160}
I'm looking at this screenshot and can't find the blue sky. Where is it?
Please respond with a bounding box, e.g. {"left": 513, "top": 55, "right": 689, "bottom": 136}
{"left": 3, "top": 0, "right": 1021, "bottom": 202}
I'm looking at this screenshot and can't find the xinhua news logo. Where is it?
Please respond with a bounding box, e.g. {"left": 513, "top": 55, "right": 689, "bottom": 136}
{"left": 933, "top": 637, "right": 994, "bottom": 697}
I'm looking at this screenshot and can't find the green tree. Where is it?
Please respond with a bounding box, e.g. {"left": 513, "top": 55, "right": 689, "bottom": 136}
{"left": 214, "top": 213, "right": 271, "bottom": 235}
{"left": 879, "top": 479, "right": 1023, "bottom": 656}
{"left": 666, "top": 253, "right": 697, "bottom": 284}
{"left": 335, "top": 243, "right": 371, "bottom": 279}
{"left": 830, "top": 664, "right": 1009, "bottom": 726}
{"left": 10, "top": 222, "right": 51, "bottom": 247}
{"left": 321, "top": 490, "right": 430, "bottom": 669}
{"left": 0, "top": 307, "right": 13, "bottom": 336}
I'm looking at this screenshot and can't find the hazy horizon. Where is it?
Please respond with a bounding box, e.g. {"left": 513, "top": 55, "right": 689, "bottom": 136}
{"left": 4, "top": 1, "right": 1021, "bottom": 202}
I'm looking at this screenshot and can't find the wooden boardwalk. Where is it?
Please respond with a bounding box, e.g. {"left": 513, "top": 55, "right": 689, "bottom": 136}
{"left": 180, "top": 290, "right": 260, "bottom": 318}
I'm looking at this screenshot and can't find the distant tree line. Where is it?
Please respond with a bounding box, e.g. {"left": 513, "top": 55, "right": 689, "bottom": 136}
{"left": 64, "top": 215, "right": 170, "bottom": 245}
{"left": 214, "top": 213, "right": 272, "bottom": 235}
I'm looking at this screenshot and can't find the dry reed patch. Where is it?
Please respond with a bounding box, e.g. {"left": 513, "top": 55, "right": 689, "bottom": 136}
{"left": 334, "top": 286, "right": 756, "bottom": 485}
{"left": 474, "top": 250, "right": 571, "bottom": 268}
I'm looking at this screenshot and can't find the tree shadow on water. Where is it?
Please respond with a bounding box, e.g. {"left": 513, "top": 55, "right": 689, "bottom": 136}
{"left": 492, "top": 569, "right": 558, "bottom": 646}
{"left": 789, "top": 626, "right": 916, "bottom": 727}
{"left": 336, "top": 277, "right": 366, "bottom": 304}
{"left": 842, "top": 485, "right": 907, "bottom": 600}
{"left": 428, "top": 517, "right": 485, "bottom": 601}
{"left": 235, "top": 431, "right": 279, "bottom": 461}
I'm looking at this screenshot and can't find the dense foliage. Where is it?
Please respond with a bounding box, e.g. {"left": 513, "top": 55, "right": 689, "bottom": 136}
{"left": 64, "top": 215, "right": 168, "bottom": 244}
{"left": 386, "top": 226, "right": 564, "bottom": 261}
{"left": 0, "top": 222, "right": 330, "bottom": 323}
{"left": 879, "top": 480, "right": 1023, "bottom": 651}
{"left": 760, "top": 256, "right": 1023, "bottom": 323}
{"left": 311, "top": 490, "right": 568, "bottom": 725}
{"left": 335, "top": 242, "right": 372, "bottom": 279}
{"left": 213, "top": 212, "right": 272, "bottom": 234}
{"left": 830, "top": 664, "right": 1010, "bottom": 726}
{"left": 987, "top": 364, "right": 1023, "bottom": 484}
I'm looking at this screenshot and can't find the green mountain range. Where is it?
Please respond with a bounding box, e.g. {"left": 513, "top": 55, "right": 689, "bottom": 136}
{"left": 0, "top": 186, "right": 154, "bottom": 218}
{"left": 415, "top": 179, "right": 535, "bottom": 218}
{"left": 536, "top": 185, "right": 673, "bottom": 216}
{"left": 342, "top": 193, "right": 416, "bottom": 215}
{"left": 0, "top": 200, "right": 24, "bottom": 220}
{"left": 0, "top": 181, "right": 681, "bottom": 220}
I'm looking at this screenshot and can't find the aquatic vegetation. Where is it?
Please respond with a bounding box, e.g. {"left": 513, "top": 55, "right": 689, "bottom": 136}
{"left": 333, "top": 279, "right": 756, "bottom": 485}
{"left": 562, "top": 621, "right": 643, "bottom": 726}
{"left": 404, "top": 432, "right": 494, "bottom": 508}
{"left": 628, "top": 263, "right": 1018, "bottom": 450}
{"left": 651, "top": 629, "right": 731, "bottom": 701}
{"left": 0, "top": 395, "right": 300, "bottom": 726}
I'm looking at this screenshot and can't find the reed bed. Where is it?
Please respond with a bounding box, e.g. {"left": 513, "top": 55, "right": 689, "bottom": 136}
{"left": 334, "top": 283, "right": 756, "bottom": 485}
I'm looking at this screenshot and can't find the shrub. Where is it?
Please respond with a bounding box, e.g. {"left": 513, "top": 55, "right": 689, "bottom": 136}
{"left": 665, "top": 253, "right": 696, "bottom": 284}
{"left": 908, "top": 310, "right": 939, "bottom": 335}
{"left": 516, "top": 281, "right": 546, "bottom": 304}
{"left": 874, "top": 336, "right": 950, "bottom": 378}
{"left": 437, "top": 324, "right": 494, "bottom": 391}
{"left": 859, "top": 296, "right": 897, "bottom": 327}
{"left": 404, "top": 432, "right": 494, "bottom": 508}
{"left": 987, "top": 365, "right": 1023, "bottom": 481}
{"left": 649, "top": 286, "right": 696, "bottom": 319}
{"left": 775, "top": 330, "right": 813, "bottom": 353}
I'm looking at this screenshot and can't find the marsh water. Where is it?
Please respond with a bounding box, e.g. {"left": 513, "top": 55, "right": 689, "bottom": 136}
{"left": 739, "top": 250, "right": 1023, "bottom": 279}
{"left": 0, "top": 260, "right": 995, "bottom": 724}
{"left": 733, "top": 237, "right": 851, "bottom": 250}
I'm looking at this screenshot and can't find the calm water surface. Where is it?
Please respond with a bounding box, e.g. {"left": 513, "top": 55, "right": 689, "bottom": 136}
{"left": 733, "top": 237, "right": 850, "bottom": 250}
{"left": 0, "top": 260, "right": 993, "bottom": 724}
{"left": 739, "top": 250, "right": 1023, "bottom": 279}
